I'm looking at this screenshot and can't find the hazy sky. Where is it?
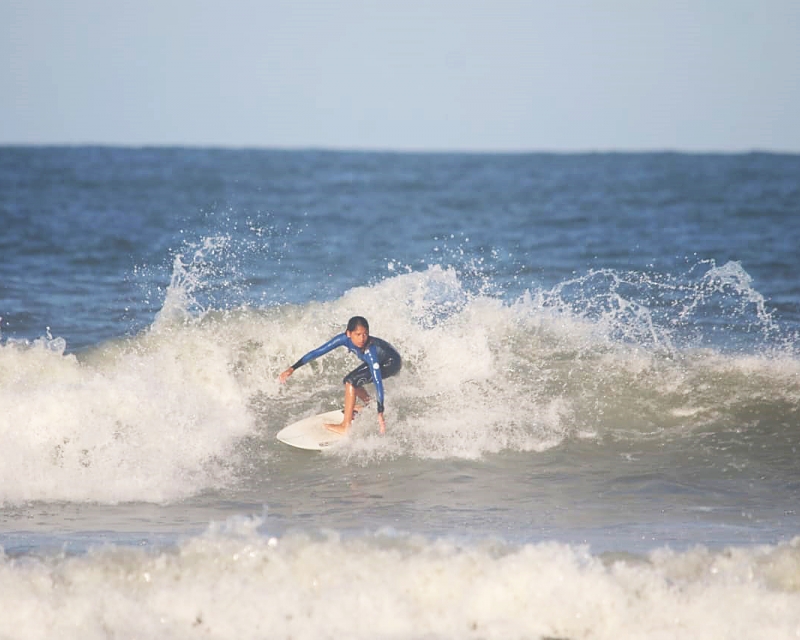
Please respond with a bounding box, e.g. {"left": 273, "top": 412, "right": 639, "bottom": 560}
{"left": 2, "top": 0, "right": 799, "bottom": 151}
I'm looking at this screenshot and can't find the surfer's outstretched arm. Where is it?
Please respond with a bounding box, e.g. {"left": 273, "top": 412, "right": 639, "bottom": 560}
{"left": 279, "top": 334, "right": 349, "bottom": 384}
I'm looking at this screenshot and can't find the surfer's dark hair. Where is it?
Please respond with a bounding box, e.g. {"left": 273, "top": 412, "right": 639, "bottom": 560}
{"left": 346, "top": 316, "right": 369, "bottom": 332}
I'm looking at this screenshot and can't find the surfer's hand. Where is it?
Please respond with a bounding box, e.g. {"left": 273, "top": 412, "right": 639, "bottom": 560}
{"left": 279, "top": 367, "right": 294, "bottom": 384}
{"left": 377, "top": 413, "right": 386, "bottom": 435}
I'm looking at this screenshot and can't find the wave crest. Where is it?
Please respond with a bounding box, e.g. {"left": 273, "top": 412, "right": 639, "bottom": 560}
{"left": 2, "top": 254, "right": 797, "bottom": 503}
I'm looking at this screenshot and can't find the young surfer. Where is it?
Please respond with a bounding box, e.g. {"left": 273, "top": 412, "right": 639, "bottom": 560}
{"left": 278, "top": 316, "right": 401, "bottom": 435}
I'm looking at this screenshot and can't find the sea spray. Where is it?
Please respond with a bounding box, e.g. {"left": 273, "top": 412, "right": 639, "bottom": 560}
{"left": 0, "top": 238, "right": 258, "bottom": 505}
{"left": 2, "top": 242, "right": 798, "bottom": 502}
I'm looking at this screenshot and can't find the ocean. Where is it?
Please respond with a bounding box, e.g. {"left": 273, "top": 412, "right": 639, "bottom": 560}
{"left": 1, "top": 147, "right": 799, "bottom": 638}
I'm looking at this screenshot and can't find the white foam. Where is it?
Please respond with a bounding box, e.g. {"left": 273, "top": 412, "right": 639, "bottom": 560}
{"left": 0, "top": 320, "right": 254, "bottom": 504}
{"left": 271, "top": 265, "right": 800, "bottom": 461}
{"left": 1, "top": 523, "right": 799, "bottom": 639}
{"left": 3, "top": 259, "right": 798, "bottom": 503}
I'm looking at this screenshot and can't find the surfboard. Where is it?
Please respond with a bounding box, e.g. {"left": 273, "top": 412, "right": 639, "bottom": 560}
{"left": 276, "top": 410, "right": 347, "bottom": 451}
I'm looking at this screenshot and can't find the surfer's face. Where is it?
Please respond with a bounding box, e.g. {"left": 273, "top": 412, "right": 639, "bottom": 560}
{"left": 347, "top": 325, "right": 369, "bottom": 349}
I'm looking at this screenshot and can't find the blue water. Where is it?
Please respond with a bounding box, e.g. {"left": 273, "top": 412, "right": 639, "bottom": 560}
{"left": 1, "top": 147, "right": 799, "bottom": 638}
{"left": 5, "top": 149, "right": 797, "bottom": 350}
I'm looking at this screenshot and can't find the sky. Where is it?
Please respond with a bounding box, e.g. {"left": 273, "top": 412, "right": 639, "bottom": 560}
{"left": 2, "top": 0, "right": 799, "bottom": 152}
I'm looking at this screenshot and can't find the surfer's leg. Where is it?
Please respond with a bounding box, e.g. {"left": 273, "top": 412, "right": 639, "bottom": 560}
{"left": 339, "top": 365, "right": 371, "bottom": 414}
{"left": 325, "top": 382, "right": 357, "bottom": 434}
{"left": 353, "top": 385, "right": 370, "bottom": 408}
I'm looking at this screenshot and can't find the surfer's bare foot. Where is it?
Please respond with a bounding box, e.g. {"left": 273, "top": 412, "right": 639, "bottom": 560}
{"left": 324, "top": 422, "right": 349, "bottom": 435}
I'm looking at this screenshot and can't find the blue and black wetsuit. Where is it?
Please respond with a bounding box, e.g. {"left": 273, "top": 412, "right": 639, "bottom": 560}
{"left": 290, "top": 335, "right": 401, "bottom": 413}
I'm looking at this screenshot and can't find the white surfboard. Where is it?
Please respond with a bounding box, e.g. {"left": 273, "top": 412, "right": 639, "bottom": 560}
{"left": 276, "top": 410, "right": 347, "bottom": 451}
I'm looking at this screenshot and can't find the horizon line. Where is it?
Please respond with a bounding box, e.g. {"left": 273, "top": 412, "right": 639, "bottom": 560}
{"left": 1, "top": 142, "right": 798, "bottom": 156}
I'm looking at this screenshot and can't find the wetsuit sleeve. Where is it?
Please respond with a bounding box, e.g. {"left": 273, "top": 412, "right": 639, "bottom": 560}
{"left": 291, "top": 333, "right": 347, "bottom": 370}
{"left": 364, "top": 344, "right": 386, "bottom": 413}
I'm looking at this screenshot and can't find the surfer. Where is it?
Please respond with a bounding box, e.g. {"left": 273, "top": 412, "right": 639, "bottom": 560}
{"left": 278, "top": 316, "right": 402, "bottom": 435}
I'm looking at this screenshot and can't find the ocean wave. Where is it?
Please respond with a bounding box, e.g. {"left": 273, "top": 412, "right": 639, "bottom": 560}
{"left": 1, "top": 518, "right": 799, "bottom": 639}
{"left": 0, "top": 320, "right": 254, "bottom": 505}
{"left": 1, "top": 258, "right": 798, "bottom": 504}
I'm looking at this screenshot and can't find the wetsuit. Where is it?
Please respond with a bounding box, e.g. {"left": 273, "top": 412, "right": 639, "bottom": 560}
{"left": 290, "top": 334, "right": 401, "bottom": 414}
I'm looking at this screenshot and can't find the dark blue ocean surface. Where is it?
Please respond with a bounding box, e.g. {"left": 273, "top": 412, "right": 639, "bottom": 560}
{"left": 2, "top": 148, "right": 798, "bottom": 351}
